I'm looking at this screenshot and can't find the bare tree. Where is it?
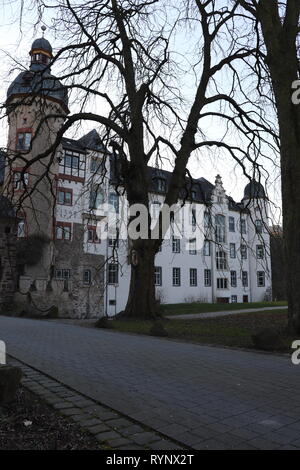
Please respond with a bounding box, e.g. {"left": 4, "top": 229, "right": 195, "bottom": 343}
{"left": 236, "top": 0, "right": 300, "bottom": 332}
{"left": 2, "top": 0, "right": 277, "bottom": 319}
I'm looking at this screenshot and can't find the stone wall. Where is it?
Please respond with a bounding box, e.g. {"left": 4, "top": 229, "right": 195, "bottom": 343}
{"left": 0, "top": 218, "right": 17, "bottom": 311}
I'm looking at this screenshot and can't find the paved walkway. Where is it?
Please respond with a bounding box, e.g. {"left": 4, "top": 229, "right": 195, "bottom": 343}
{"left": 167, "top": 306, "right": 288, "bottom": 320}
{"left": 1, "top": 315, "right": 300, "bottom": 450}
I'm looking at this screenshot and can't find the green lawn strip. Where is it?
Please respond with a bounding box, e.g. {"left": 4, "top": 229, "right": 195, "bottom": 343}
{"left": 111, "top": 309, "right": 295, "bottom": 352}
{"left": 162, "top": 301, "right": 287, "bottom": 316}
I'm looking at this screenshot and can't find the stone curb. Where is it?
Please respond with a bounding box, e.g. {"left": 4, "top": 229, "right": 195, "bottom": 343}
{"left": 8, "top": 356, "right": 186, "bottom": 451}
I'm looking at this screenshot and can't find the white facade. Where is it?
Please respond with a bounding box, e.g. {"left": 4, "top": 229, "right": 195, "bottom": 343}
{"left": 54, "top": 136, "right": 272, "bottom": 317}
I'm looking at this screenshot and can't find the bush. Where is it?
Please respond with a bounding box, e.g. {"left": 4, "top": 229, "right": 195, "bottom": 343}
{"left": 149, "top": 320, "right": 168, "bottom": 337}
{"left": 95, "top": 317, "right": 113, "bottom": 329}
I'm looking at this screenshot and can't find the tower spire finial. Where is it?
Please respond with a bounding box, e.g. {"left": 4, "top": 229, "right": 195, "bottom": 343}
{"left": 41, "top": 25, "right": 46, "bottom": 37}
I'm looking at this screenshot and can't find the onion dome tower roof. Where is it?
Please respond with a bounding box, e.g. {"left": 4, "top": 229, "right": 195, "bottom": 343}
{"left": 6, "top": 35, "right": 68, "bottom": 113}
{"left": 243, "top": 180, "right": 266, "bottom": 200}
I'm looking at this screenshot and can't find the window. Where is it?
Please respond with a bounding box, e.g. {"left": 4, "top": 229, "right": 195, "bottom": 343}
{"left": 156, "top": 178, "right": 166, "bottom": 192}
{"left": 240, "top": 218, "right": 246, "bottom": 234}
{"left": 241, "top": 244, "right": 247, "bottom": 260}
{"left": 108, "top": 237, "right": 119, "bottom": 248}
{"left": 255, "top": 219, "right": 263, "bottom": 234}
{"left": 203, "top": 240, "right": 210, "bottom": 256}
{"left": 109, "top": 192, "right": 119, "bottom": 213}
{"left": 230, "top": 270, "right": 237, "bottom": 287}
{"left": 257, "top": 271, "right": 265, "bottom": 287}
{"left": 89, "top": 185, "right": 104, "bottom": 210}
{"left": 172, "top": 236, "right": 180, "bottom": 253}
{"left": 55, "top": 269, "right": 71, "bottom": 280}
{"left": 217, "top": 278, "right": 228, "bottom": 289}
{"left": 60, "top": 150, "right": 86, "bottom": 179}
{"left": 90, "top": 158, "right": 103, "bottom": 174}
{"left": 231, "top": 295, "right": 237, "bottom": 303}
{"left": 189, "top": 238, "right": 196, "bottom": 255}
{"left": 154, "top": 266, "right": 162, "bottom": 286}
{"left": 191, "top": 190, "right": 197, "bottom": 200}
{"left": 190, "top": 268, "right": 197, "bottom": 286}
{"left": 16, "top": 132, "right": 31, "bottom": 150}
{"left": 216, "top": 251, "right": 227, "bottom": 270}
{"left": 83, "top": 269, "right": 91, "bottom": 285}
{"left": 190, "top": 208, "right": 197, "bottom": 230}
{"left": 17, "top": 220, "right": 26, "bottom": 238}
{"left": 87, "top": 226, "right": 100, "bottom": 243}
{"left": 172, "top": 267, "right": 181, "bottom": 286}
{"left": 108, "top": 264, "right": 118, "bottom": 284}
{"left": 13, "top": 171, "right": 29, "bottom": 190}
{"left": 256, "top": 245, "right": 264, "bottom": 259}
{"left": 229, "top": 216, "right": 235, "bottom": 232}
{"left": 151, "top": 201, "right": 161, "bottom": 219}
{"left": 215, "top": 214, "right": 226, "bottom": 243}
{"left": 204, "top": 211, "right": 211, "bottom": 231}
{"left": 58, "top": 188, "right": 72, "bottom": 206}
{"left": 204, "top": 269, "right": 211, "bottom": 287}
{"left": 230, "top": 243, "right": 236, "bottom": 259}
{"left": 55, "top": 223, "right": 71, "bottom": 241}
{"left": 242, "top": 271, "right": 248, "bottom": 287}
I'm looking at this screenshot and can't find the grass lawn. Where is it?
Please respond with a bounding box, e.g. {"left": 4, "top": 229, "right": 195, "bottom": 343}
{"left": 162, "top": 300, "right": 287, "bottom": 316}
{"left": 109, "top": 308, "right": 295, "bottom": 352}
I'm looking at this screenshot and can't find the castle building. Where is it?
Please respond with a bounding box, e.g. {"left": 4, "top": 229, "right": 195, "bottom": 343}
{"left": 2, "top": 36, "right": 272, "bottom": 317}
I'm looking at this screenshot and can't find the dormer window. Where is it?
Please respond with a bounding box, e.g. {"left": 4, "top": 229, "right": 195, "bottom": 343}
{"left": 156, "top": 178, "right": 166, "bottom": 192}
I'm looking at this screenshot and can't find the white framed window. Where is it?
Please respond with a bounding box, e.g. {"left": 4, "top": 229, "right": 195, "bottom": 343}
{"left": 89, "top": 185, "right": 104, "bottom": 210}
{"left": 217, "top": 278, "right": 228, "bottom": 289}
{"left": 240, "top": 218, "right": 247, "bottom": 234}
{"left": 256, "top": 245, "right": 264, "bottom": 259}
{"left": 241, "top": 244, "right": 247, "bottom": 260}
{"left": 108, "top": 237, "right": 119, "bottom": 248}
{"left": 83, "top": 269, "right": 91, "bottom": 285}
{"left": 109, "top": 192, "right": 119, "bottom": 213}
{"left": 229, "top": 216, "right": 235, "bottom": 232}
{"left": 90, "top": 158, "right": 103, "bottom": 174}
{"left": 255, "top": 219, "right": 263, "bottom": 234}
{"left": 231, "top": 295, "right": 237, "bottom": 303}
{"left": 230, "top": 243, "right": 236, "bottom": 259}
{"left": 61, "top": 150, "right": 86, "bottom": 179}
{"left": 216, "top": 250, "right": 227, "bottom": 270}
{"left": 204, "top": 211, "right": 211, "bottom": 231}
{"left": 203, "top": 240, "right": 210, "bottom": 256}
{"left": 242, "top": 271, "right": 248, "bottom": 287}
{"left": 257, "top": 271, "right": 265, "bottom": 287}
{"left": 190, "top": 268, "right": 197, "bottom": 287}
{"left": 230, "top": 270, "right": 237, "bottom": 287}
{"left": 172, "top": 236, "right": 180, "bottom": 253}
{"left": 108, "top": 264, "right": 118, "bottom": 284}
{"left": 172, "top": 267, "right": 181, "bottom": 286}
{"left": 190, "top": 208, "right": 197, "bottom": 231}
{"left": 215, "top": 214, "right": 226, "bottom": 243}
{"left": 204, "top": 269, "right": 211, "bottom": 287}
{"left": 189, "top": 238, "right": 196, "bottom": 255}
{"left": 154, "top": 266, "right": 162, "bottom": 286}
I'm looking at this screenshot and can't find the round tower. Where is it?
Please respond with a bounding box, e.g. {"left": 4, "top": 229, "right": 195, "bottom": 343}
{"left": 5, "top": 33, "right": 69, "bottom": 281}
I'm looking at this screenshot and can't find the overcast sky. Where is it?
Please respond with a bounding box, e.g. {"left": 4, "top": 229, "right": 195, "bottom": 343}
{"left": 0, "top": 0, "right": 282, "bottom": 223}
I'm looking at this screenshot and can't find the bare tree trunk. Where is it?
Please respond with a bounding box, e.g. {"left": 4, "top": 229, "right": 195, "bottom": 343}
{"left": 255, "top": 0, "right": 300, "bottom": 332}
{"left": 123, "top": 240, "right": 158, "bottom": 319}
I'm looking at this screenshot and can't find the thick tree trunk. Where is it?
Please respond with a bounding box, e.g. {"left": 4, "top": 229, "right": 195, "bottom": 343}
{"left": 123, "top": 240, "right": 158, "bottom": 319}
{"left": 256, "top": 0, "right": 300, "bottom": 332}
